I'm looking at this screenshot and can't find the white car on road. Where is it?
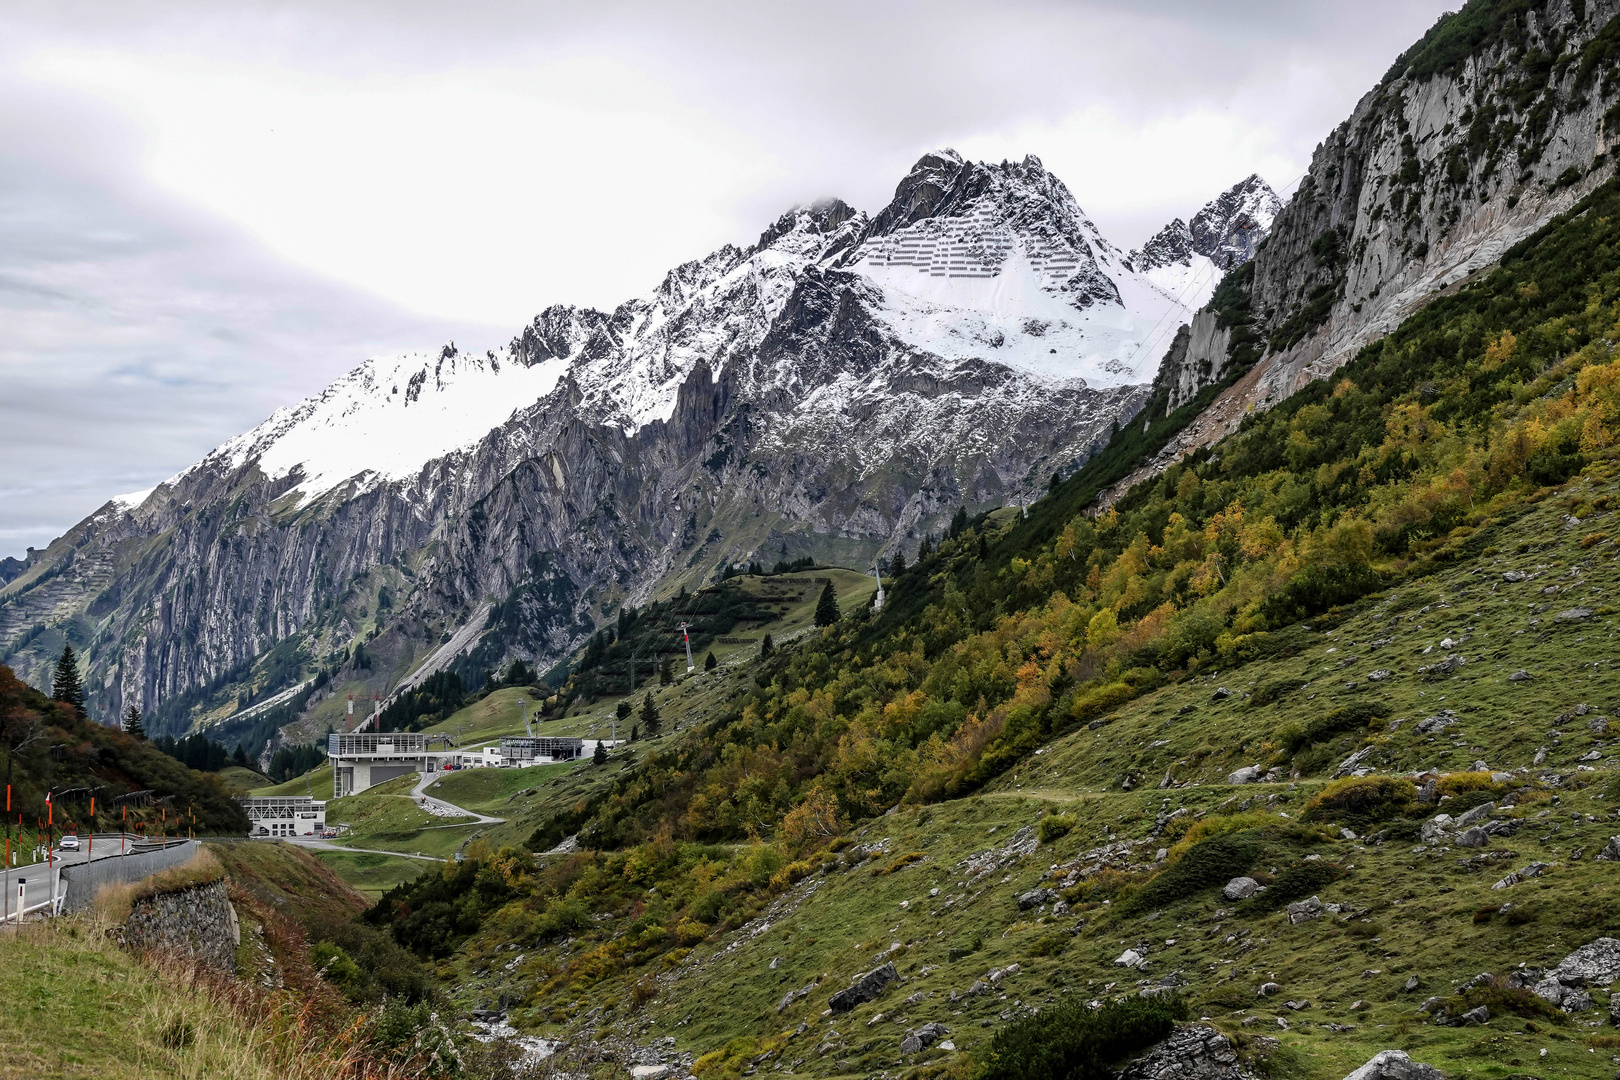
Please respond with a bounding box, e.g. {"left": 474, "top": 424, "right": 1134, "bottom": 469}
{"left": 57, "top": 834, "right": 79, "bottom": 851}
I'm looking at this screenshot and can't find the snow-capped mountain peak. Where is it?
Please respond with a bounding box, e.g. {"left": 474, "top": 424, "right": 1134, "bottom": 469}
{"left": 138, "top": 154, "right": 1281, "bottom": 512}
{"left": 1189, "top": 174, "right": 1281, "bottom": 270}
{"left": 200, "top": 342, "right": 575, "bottom": 506}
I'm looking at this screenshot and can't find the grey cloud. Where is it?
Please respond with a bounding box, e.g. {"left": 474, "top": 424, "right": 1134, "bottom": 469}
{"left": 0, "top": 0, "right": 1457, "bottom": 557}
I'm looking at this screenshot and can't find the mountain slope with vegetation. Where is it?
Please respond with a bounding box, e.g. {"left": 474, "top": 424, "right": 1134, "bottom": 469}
{"left": 356, "top": 169, "right": 1620, "bottom": 1080}
{"left": 0, "top": 661, "right": 248, "bottom": 838}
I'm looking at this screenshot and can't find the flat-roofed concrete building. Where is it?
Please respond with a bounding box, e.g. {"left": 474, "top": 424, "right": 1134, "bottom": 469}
{"left": 239, "top": 795, "right": 326, "bottom": 837}
{"left": 328, "top": 731, "right": 454, "bottom": 797}
{"left": 498, "top": 735, "right": 586, "bottom": 765}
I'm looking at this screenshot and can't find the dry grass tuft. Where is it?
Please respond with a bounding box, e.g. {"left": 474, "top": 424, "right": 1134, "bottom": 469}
{"left": 90, "top": 848, "right": 226, "bottom": 926}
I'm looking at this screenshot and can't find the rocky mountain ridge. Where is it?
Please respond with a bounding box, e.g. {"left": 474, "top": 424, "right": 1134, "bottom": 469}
{"left": 0, "top": 153, "right": 1272, "bottom": 734}
{"left": 1117, "top": 0, "right": 1620, "bottom": 505}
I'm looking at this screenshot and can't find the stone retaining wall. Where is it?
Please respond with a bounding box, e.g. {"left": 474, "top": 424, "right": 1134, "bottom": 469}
{"left": 123, "top": 879, "right": 240, "bottom": 972}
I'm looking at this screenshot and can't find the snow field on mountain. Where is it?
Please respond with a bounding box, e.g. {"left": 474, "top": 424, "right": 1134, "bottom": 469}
{"left": 215, "top": 348, "right": 571, "bottom": 505}
{"left": 862, "top": 245, "right": 1214, "bottom": 386}
{"left": 145, "top": 153, "right": 1278, "bottom": 511}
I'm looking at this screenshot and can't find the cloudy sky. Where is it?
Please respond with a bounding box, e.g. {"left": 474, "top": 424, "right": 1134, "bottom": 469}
{"left": 0, "top": 0, "right": 1456, "bottom": 558}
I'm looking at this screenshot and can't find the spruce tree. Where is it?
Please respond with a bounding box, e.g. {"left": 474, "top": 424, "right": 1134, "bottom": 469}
{"left": 760, "top": 633, "right": 774, "bottom": 658}
{"left": 640, "top": 691, "right": 661, "bottom": 736}
{"left": 52, "top": 645, "right": 86, "bottom": 719}
{"left": 659, "top": 659, "right": 674, "bottom": 686}
{"left": 814, "top": 580, "right": 839, "bottom": 627}
{"left": 123, "top": 704, "right": 145, "bottom": 739}
{"left": 593, "top": 739, "right": 609, "bottom": 765}
{"left": 889, "top": 550, "right": 906, "bottom": 578}
{"left": 704, "top": 651, "right": 717, "bottom": 671}
{"left": 616, "top": 700, "right": 633, "bottom": 723}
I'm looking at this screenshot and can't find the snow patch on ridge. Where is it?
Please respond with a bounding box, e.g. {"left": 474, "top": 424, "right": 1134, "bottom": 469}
{"left": 111, "top": 487, "right": 156, "bottom": 512}
{"left": 212, "top": 347, "right": 570, "bottom": 505}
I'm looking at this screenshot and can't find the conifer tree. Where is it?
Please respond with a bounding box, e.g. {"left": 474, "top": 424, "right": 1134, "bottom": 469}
{"left": 593, "top": 739, "right": 609, "bottom": 765}
{"left": 889, "top": 550, "right": 906, "bottom": 578}
{"left": 704, "top": 651, "right": 717, "bottom": 671}
{"left": 616, "top": 700, "right": 633, "bottom": 723}
{"left": 640, "top": 691, "right": 661, "bottom": 736}
{"left": 814, "top": 580, "right": 839, "bottom": 627}
{"left": 122, "top": 704, "right": 145, "bottom": 739}
{"left": 52, "top": 645, "right": 86, "bottom": 719}
{"left": 760, "top": 633, "right": 774, "bottom": 658}
{"left": 630, "top": 724, "right": 639, "bottom": 742}
{"left": 659, "top": 658, "right": 674, "bottom": 686}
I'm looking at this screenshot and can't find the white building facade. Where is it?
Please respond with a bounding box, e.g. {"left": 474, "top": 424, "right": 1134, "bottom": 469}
{"left": 239, "top": 795, "right": 327, "bottom": 837}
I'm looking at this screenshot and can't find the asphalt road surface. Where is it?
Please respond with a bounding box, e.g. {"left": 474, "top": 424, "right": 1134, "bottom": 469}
{"left": 1, "top": 833, "right": 182, "bottom": 922}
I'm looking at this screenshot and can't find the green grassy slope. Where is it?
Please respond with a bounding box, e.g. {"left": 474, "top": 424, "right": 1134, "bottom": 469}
{"left": 349, "top": 177, "right": 1620, "bottom": 1079}
{"left": 0, "top": 665, "right": 248, "bottom": 836}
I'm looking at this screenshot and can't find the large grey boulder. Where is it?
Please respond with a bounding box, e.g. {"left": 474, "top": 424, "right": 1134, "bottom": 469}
{"left": 899, "top": 1022, "right": 949, "bottom": 1055}
{"left": 1227, "top": 765, "right": 1263, "bottom": 785}
{"left": 1341, "top": 1050, "right": 1446, "bottom": 1080}
{"left": 1222, "top": 876, "right": 1261, "bottom": 901}
{"left": 828, "top": 962, "right": 898, "bottom": 1012}
{"left": 1551, "top": 937, "right": 1620, "bottom": 986}
{"left": 1286, "top": 896, "right": 1323, "bottom": 924}
{"left": 1595, "top": 836, "right": 1620, "bottom": 861}
{"left": 1112, "top": 1023, "right": 1247, "bottom": 1079}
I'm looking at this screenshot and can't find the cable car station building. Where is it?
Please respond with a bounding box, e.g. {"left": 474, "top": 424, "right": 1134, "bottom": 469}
{"left": 238, "top": 795, "right": 327, "bottom": 837}
{"left": 327, "top": 731, "right": 591, "bottom": 797}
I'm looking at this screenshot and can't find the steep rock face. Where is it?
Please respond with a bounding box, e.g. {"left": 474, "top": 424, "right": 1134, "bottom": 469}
{"left": 1141, "top": 0, "right": 1620, "bottom": 494}
{"left": 0, "top": 152, "right": 1269, "bottom": 732}
{"left": 1130, "top": 175, "right": 1281, "bottom": 275}
{"left": 1189, "top": 174, "right": 1282, "bottom": 271}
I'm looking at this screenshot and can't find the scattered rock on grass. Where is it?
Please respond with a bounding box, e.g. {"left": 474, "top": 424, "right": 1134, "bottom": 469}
{"left": 1222, "top": 876, "right": 1261, "bottom": 901}
{"left": 1341, "top": 1049, "right": 1446, "bottom": 1080}
{"left": 899, "top": 1022, "right": 948, "bottom": 1055}
{"left": 1551, "top": 937, "right": 1620, "bottom": 985}
{"left": 1113, "top": 1024, "right": 1249, "bottom": 1079}
{"left": 828, "top": 963, "right": 897, "bottom": 1013}
{"left": 1017, "top": 888, "right": 1057, "bottom": 910}
{"left": 1287, "top": 896, "right": 1324, "bottom": 924}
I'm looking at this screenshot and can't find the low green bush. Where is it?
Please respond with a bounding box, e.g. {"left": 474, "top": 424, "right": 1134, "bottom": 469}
{"left": 1300, "top": 775, "right": 1416, "bottom": 828}
{"left": 1281, "top": 702, "right": 1393, "bottom": 754}
{"left": 1246, "top": 859, "right": 1345, "bottom": 911}
{"left": 1038, "top": 814, "right": 1077, "bottom": 843}
{"left": 1250, "top": 678, "right": 1308, "bottom": 707}
{"left": 1121, "top": 832, "right": 1262, "bottom": 914}
{"left": 974, "top": 994, "right": 1189, "bottom": 1080}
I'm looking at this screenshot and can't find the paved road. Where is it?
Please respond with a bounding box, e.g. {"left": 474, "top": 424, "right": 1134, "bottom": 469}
{"left": 1, "top": 834, "right": 178, "bottom": 922}
{"left": 282, "top": 837, "right": 444, "bottom": 862}
{"left": 280, "top": 775, "right": 502, "bottom": 864}
{"left": 412, "top": 772, "right": 505, "bottom": 826}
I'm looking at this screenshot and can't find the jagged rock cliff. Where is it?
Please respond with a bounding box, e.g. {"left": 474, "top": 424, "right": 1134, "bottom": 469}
{"left": 1132, "top": 0, "right": 1620, "bottom": 497}
{"left": 0, "top": 152, "right": 1274, "bottom": 735}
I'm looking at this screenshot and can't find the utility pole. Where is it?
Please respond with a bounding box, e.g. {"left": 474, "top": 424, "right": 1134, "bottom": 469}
{"left": 679, "top": 623, "right": 694, "bottom": 673}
